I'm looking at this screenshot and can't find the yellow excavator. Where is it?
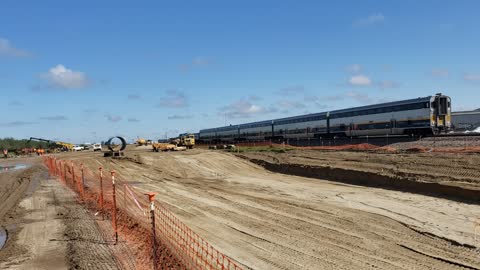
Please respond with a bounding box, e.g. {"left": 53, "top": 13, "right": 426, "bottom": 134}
{"left": 29, "top": 137, "right": 74, "bottom": 152}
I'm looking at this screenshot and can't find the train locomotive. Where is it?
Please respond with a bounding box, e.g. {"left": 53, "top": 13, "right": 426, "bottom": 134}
{"left": 199, "top": 93, "right": 451, "bottom": 143}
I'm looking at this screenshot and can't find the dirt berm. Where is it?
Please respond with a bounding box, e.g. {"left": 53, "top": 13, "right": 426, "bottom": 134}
{"left": 64, "top": 149, "right": 480, "bottom": 269}
{"left": 237, "top": 150, "right": 480, "bottom": 203}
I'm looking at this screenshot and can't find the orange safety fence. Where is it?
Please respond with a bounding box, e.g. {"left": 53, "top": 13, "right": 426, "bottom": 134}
{"left": 43, "top": 156, "right": 244, "bottom": 270}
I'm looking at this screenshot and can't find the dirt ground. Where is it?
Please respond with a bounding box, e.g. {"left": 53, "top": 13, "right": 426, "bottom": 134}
{"left": 239, "top": 149, "right": 480, "bottom": 196}
{"left": 61, "top": 148, "right": 480, "bottom": 270}
{"left": 0, "top": 158, "right": 125, "bottom": 269}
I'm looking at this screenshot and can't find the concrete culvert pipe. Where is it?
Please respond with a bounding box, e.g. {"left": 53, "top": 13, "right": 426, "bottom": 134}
{"left": 106, "top": 136, "right": 127, "bottom": 151}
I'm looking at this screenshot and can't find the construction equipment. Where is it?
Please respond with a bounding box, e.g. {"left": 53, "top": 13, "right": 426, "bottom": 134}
{"left": 171, "top": 133, "right": 195, "bottom": 149}
{"left": 29, "top": 137, "right": 74, "bottom": 151}
{"left": 136, "top": 138, "right": 147, "bottom": 146}
{"left": 152, "top": 142, "right": 176, "bottom": 152}
{"left": 56, "top": 141, "right": 75, "bottom": 151}
{"left": 136, "top": 138, "right": 153, "bottom": 146}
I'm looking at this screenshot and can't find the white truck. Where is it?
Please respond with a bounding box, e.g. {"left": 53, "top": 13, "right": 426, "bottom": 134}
{"left": 72, "top": 145, "right": 84, "bottom": 151}
{"left": 92, "top": 143, "right": 102, "bottom": 151}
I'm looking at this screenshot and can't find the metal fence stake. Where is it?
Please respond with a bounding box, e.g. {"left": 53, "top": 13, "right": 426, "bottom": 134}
{"left": 145, "top": 192, "right": 157, "bottom": 270}
{"left": 71, "top": 162, "right": 75, "bottom": 190}
{"left": 99, "top": 167, "right": 104, "bottom": 220}
{"left": 81, "top": 163, "right": 85, "bottom": 199}
{"left": 111, "top": 171, "right": 118, "bottom": 244}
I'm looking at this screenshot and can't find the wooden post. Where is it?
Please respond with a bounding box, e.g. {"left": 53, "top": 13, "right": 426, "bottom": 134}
{"left": 99, "top": 167, "right": 104, "bottom": 220}
{"left": 63, "top": 162, "right": 67, "bottom": 183}
{"left": 145, "top": 192, "right": 157, "bottom": 270}
{"left": 111, "top": 171, "right": 118, "bottom": 244}
{"left": 71, "top": 162, "right": 75, "bottom": 190}
{"left": 81, "top": 164, "right": 85, "bottom": 199}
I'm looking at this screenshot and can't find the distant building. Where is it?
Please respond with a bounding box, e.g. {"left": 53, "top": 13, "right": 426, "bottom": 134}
{"left": 452, "top": 109, "right": 480, "bottom": 130}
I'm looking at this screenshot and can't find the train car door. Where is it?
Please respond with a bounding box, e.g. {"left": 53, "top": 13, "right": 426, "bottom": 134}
{"left": 390, "top": 119, "right": 396, "bottom": 135}
{"left": 349, "top": 122, "right": 355, "bottom": 137}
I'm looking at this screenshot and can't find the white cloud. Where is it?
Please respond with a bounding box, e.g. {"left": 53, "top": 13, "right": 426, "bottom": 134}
{"left": 127, "top": 93, "right": 141, "bottom": 100}
{"left": 157, "top": 89, "right": 188, "bottom": 108}
{"left": 348, "top": 75, "right": 372, "bottom": 86}
{"left": 345, "top": 64, "right": 363, "bottom": 74}
{"left": 167, "top": 114, "right": 193, "bottom": 120}
{"left": 220, "top": 99, "right": 268, "bottom": 118}
{"left": 192, "top": 56, "right": 210, "bottom": 66}
{"left": 377, "top": 80, "right": 400, "bottom": 90}
{"left": 8, "top": 100, "right": 23, "bottom": 106}
{"left": 41, "top": 64, "right": 89, "bottom": 89}
{"left": 248, "top": 95, "right": 262, "bottom": 101}
{"left": 179, "top": 56, "right": 212, "bottom": 72}
{"left": 464, "top": 73, "right": 480, "bottom": 82}
{"left": 345, "top": 91, "right": 373, "bottom": 104}
{"left": 275, "top": 86, "right": 305, "bottom": 95}
{"left": 431, "top": 68, "right": 449, "bottom": 78}
{"left": 39, "top": 115, "right": 68, "bottom": 121}
{"left": 276, "top": 100, "right": 306, "bottom": 110}
{"left": 353, "top": 13, "right": 385, "bottom": 27}
{"left": 1, "top": 121, "right": 37, "bottom": 127}
{"left": 104, "top": 114, "right": 122, "bottom": 122}
{"left": 0, "top": 38, "right": 30, "bottom": 57}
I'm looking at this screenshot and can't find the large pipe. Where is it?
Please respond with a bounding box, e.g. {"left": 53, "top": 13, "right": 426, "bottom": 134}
{"left": 106, "top": 136, "right": 127, "bottom": 151}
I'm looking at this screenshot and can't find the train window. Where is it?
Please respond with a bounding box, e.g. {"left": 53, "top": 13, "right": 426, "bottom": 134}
{"left": 439, "top": 98, "right": 448, "bottom": 114}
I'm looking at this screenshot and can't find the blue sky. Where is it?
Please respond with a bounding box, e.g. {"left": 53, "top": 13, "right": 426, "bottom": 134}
{"left": 1, "top": 0, "right": 479, "bottom": 143}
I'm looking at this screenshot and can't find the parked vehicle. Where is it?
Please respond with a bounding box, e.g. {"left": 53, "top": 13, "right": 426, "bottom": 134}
{"left": 152, "top": 143, "right": 176, "bottom": 152}
{"left": 92, "top": 143, "right": 102, "bottom": 151}
{"left": 72, "top": 145, "right": 84, "bottom": 151}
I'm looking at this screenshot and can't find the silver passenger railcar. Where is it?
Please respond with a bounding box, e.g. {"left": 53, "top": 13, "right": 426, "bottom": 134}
{"left": 198, "top": 94, "right": 451, "bottom": 142}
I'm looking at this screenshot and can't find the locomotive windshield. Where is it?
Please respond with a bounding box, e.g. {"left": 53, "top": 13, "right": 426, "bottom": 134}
{"left": 432, "top": 96, "right": 450, "bottom": 115}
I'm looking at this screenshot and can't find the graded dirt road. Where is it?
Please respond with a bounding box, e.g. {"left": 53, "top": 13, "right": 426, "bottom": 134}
{"left": 66, "top": 149, "right": 480, "bottom": 270}
{"left": 0, "top": 158, "right": 121, "bottom": 269}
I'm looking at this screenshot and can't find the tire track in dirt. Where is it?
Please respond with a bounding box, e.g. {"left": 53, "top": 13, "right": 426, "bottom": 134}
{"left": 68, "top": 149, "right": 480, "bottom": 270}
{"left": 160, "top": 182, "right": 480, "bottom": 270}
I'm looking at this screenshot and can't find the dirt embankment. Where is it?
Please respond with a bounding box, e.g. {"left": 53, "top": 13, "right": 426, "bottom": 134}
{"left": 58, "top": 149, "right": 480, "bottom": 270}
{"left": 237, "top": 150, "right": 480, "bottom": 203}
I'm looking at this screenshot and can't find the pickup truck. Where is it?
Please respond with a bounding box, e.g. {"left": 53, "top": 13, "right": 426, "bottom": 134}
{"left": 72, "top": 145, "right": 84, "bottom": 151}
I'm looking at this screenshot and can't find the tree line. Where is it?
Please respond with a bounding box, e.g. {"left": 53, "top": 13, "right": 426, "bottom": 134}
{"left": 0, "top": 138, "right": 49, "bottom": 151}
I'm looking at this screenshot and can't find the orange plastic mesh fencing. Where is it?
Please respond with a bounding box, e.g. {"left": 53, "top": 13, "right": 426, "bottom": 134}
{"left": 200, "top": 136, "right": 480, "bottom": 153}
{"left": 42, "top": 156, "right": 243, "bottom": 270}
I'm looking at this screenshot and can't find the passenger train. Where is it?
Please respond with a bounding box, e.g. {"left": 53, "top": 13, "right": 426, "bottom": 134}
{"left": 198, "top": 94, "right": 452, "bottom": 143}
